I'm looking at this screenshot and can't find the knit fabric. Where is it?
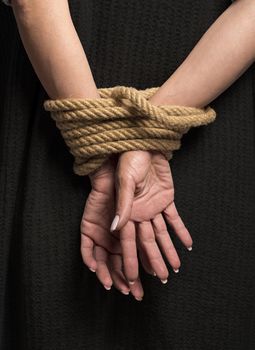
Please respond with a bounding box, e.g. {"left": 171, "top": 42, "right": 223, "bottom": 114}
{"left": 44, "top": 86, "right": 216, "bottom": 175}
{"left": 0, "top": 1, "right": 255, "bottom": 349}
{"left": 1, "top": 0, "right": 11, "bottom": 6}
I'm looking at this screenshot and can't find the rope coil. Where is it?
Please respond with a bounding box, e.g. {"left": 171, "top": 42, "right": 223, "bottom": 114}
{"left": 43, "top": 86, "right": 216, "bottom": 175}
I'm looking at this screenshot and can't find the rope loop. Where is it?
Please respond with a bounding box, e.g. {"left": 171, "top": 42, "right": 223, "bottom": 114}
{"left": 44, "top": 85, "right": 216, "bottom": 175}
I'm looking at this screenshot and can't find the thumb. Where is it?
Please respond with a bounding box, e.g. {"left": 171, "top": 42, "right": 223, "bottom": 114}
{"left": 110, "top": 175, "right": 135, "bottom": 232}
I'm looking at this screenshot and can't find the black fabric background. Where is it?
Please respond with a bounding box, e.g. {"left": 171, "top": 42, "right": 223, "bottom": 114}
{"left": 0, "top": 1, "right": 254, "bottom": 349}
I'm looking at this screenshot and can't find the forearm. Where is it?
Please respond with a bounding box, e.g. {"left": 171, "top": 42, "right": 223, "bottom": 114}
{"left": 150, "top": 0, "right": 255, "bottom": 108}
{"left": 12, "top": 0, "right": 100, "bottom": 99}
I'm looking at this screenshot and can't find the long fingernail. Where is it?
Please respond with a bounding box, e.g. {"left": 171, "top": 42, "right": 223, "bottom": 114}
{"left": 187, "top": 246, "right": 193, "bottom": 251}
{"left": 104, "top": 285, "right": 111, "bottom": 290}
{"left": 161, "top": 279, "right": 168, "bottom": 284}
{"left": 173, "top": 269, "right": 179, "bottom": 273}
{"left": 110, "top": 214, "right": 120, "bottom": 232}
{"left": 121, "top": 290, "right": 130, "bottom": 295}
{"left": 135, "top": 297, "right": 143, "bottom": 301}
{"left": 89, "top": 267, "right": 96, "bottom": 272}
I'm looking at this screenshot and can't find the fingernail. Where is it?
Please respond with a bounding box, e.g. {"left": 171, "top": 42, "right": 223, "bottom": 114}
{"left": 121, "top": 290, "right": 130, "bottom": 295}
{"left": 187, "top": 246, "right": 193, "bottom": 251}
{"left": 129, "top": 280, "right": 135, "bottom": 285}
{"left": 89, "top": 267, "right": 96, "bottom": 272}
{"left": 135, "top": 297, "right": 143, "bottom": 301}
{"left": 104, "top": 285, "right": 111, "bottom": 290}
{"left": 173, "top": 269, "right": 179, "bottom": 273}
{"left": 161, "top": 279, "right": 168, "bottom": 284}
{"left": 153, "top": 272, "right": 157, "bottom": 276}
{"left": 110, "top": 214, "right": 120, "bottom": 232}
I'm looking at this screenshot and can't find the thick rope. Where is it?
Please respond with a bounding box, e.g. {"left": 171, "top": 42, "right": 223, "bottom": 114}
{"left": 43, "top": 86, "right": 216, "bottom": 175}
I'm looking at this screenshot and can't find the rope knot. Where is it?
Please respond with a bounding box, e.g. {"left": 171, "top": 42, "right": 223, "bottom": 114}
{"left": 43, "top": 86, "right": 216, "bottom": 175}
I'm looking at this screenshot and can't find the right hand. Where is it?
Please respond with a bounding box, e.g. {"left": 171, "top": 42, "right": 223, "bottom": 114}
{"left": 111, "top": 150, "right": 193, "bottom": 284}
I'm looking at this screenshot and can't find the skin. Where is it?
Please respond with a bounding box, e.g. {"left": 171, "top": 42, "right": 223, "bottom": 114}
{"left": 11, "top": 0, "right": 255, "bottom": 300}
{"left": 80, "top": 156, "right": 146, "bottom": 299}
{"left": 81, "top": 151, "right": 192, "bottom": 299}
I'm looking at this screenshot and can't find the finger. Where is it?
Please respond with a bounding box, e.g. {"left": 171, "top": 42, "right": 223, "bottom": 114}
{"left": 137, "top": 221, "right": 169, "bottom": 283}
{"left": 119, "top": 220, "right": 139, "bottom": 284}
{"left": 110, "top": 172, "right": 135, "bottom": 232}
{"left": 80, "top": 234, "right": 97, "bottom": 272}
{"left": 129, "top": 276, "right": 144, "bottom": 301}
{"left": 81, "top": 218, "right": 121, "bottom": 254}
{"left": 137, "top": 239, "right": 155, "bottom": 276}
{"left": 109, "top": 252, "right": 144, "bottom": 301}
{"left": 94, "top": 246, "right": 113, "bottom": 290}
{"left": 163, "top": 202, "right": 193, "bottom": 250}
{"left": 152, "top": 214, "right": 181, "bottom": 272}
{"left": 110, "top": 229, "right": 120, "bottom": 240}
{"left": 109, "top": 254, "right": 130, "bottom": 295}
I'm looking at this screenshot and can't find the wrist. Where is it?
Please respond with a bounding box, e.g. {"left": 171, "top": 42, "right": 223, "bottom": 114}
{"left": 148, "top": 82, "right": 203, "bottom": 108}
{"left": 148, "top": 85, "right": 178, "bottom": 107}
{"left": 88, "top": 154, "right": 117, "bottom": 183}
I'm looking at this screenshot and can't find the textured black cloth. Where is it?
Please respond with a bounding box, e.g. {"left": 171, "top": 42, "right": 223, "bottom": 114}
{"left": 0, "top": 1, "right": 255, "bottom": 349}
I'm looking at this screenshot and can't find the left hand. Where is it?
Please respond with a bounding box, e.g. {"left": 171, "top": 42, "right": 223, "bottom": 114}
{"left": 80, "top": 156, "right": 144, "bottom": 300}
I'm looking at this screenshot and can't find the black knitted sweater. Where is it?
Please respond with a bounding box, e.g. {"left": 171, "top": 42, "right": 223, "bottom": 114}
{"left": 0, "top": 1, "right": 254, "bottom": 349}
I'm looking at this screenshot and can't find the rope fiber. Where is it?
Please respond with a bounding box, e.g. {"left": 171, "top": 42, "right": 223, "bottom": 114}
{"left": 43, "top": 86, "right": 216, "bottom": 175}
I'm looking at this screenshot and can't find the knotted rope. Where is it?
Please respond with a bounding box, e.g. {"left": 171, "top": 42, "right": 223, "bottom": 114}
{"left": 43, "top": 86, "right": 216, "bottom": 175}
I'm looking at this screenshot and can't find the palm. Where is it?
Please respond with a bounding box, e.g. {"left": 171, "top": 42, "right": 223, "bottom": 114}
{"left": 114, "top": 150, "right": 192, "bottom": 283}
{"left": 81, "top": 150, "right": 192, "bottom": 295}
{"left": 130, "top": 152, "right": 174, "bottom": 222}
{"left": 117, "top": 150, "right": 175, "bottom": 222}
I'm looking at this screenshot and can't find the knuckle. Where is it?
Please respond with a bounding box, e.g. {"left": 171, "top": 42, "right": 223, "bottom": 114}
{"left": 116, "top": 172, "right": 134, "bottom": 188}
{"left": 119, "top": 236, "right": 135, "bottom": 243}
{"left": 171, "top": 212, "right": 180, "bottom": 222}
{"left": 141, "top": 236, "right": 155, "bottom": 245}
{"left": 80, "top": 218, "right": 93, "bottom": 233}
{"left": 176, "top": 221, "right": 186, "bottom": 231}
{"left": 124, "top": 256, "right": 137, "bottom": 265}
{"left": 148, "top": 255, "right": 162, "bottom": 264}
{"left": 156, "top": 228, "right": 167, "bottom": 237}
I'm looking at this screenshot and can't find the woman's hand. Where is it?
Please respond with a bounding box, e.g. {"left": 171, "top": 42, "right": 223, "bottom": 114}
{"left": 111, "top": 150, "right": 193, "bottom": 284}
{"left": 80, "top": 157, "right": 144, "bottom": 300}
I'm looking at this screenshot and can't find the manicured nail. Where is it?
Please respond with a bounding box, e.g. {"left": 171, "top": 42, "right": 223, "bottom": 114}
{"left": 104, "top": 285, "right": 111, "bottom": 290}
{"left": 187, "top": 246, "right": 193, "bottom": 251}
{"left": 173, "top": 269, "right": 179, "bottom": 273}
{"left": 89, "top": 267, "right": 96, "bottom": 272}
{"left": 161, "top": 279, "right": 168, "bottom": 284}
{"left": 129, "top": 280, "right": 135, "bottom": 285}
{"left": 135, "top": 297, "right": 143, "bottom": 301}
{"left": 110, "top": 214, "right": 120, "bottom": 231}
{"left": 121, "top": 290, "right": 130, "bottom": 295}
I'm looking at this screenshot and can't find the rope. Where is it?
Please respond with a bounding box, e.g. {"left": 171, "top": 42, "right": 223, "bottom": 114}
{"left": 43, "top": 85, "right": 216, "bottom": 175}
